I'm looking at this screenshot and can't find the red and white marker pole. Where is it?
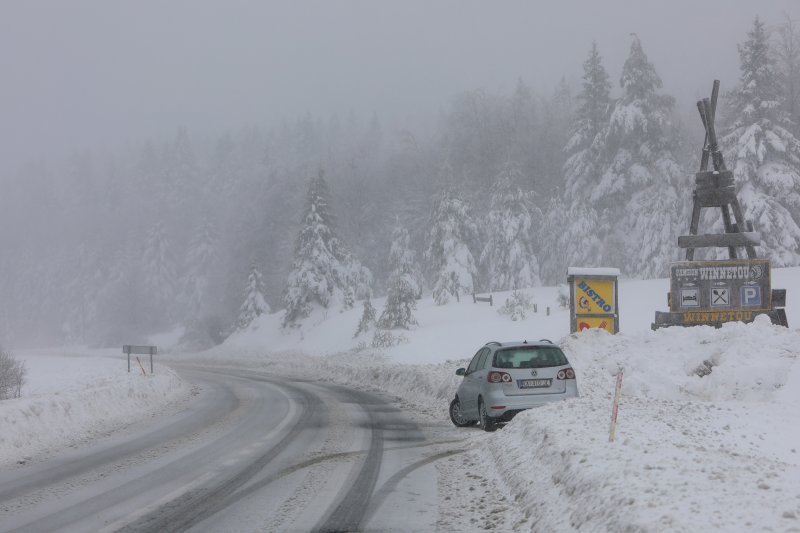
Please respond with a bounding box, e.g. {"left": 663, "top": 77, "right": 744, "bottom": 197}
{"left": 609, "top": 369, "right": 624, "bottom": 442}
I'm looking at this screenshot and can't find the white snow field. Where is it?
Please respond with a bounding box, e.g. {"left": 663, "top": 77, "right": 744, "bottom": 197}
{"left": 1, "top": 267, "right": 798, "bottom": 531}
{"left": 0, "top": 349, "right": 190, "bottom": 468}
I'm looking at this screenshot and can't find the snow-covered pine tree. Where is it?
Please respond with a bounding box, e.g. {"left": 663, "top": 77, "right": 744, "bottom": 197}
{"left": 377, "top": 225, "right": 422, "bottom": 329}
{"left": 720, "top": 17, "right": 800, "bottom": 266}
{"left": 564, "top": 41, "right": 612, "bottom": 203}
{"left": 541, "top": 76, "right": 576, "bottom": 195}
{"left": 539, "top": 195, "right": 569, "bottom": 284}
{"left": 591, "top": 36, "right": 684, "bottom": 278}
{"left": 480, "top": 161, "right": 541, "bottom": 291}
{"left": 557, "top": 43, "right": 613, "bottom": 277}
{"left": 180, "top": 216, "right": 219, "bottom": 320}
{"left": 238, "top": 264, "right": 269, "bottom": 330}
{"left": 354, "top": 297, "right": 377, "bottom": 338}
{"left": 283, "top": 170, "right": 372, "bottom": 326}
{"left": 425, "top": 182, "right": 479, "bottom": 305}
{"left": 142, "top": 220, "right": 177, "bottom": 323}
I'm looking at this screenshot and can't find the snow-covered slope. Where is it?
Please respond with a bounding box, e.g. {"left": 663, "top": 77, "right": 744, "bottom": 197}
{"left": 482, "top": 318, "right": 800, "bottom": 531}
{"left": 224, "top": 267, "right": 798, "bottom": 364}
{"left": 0, "top": 349, "right": 190, "bottom": 468}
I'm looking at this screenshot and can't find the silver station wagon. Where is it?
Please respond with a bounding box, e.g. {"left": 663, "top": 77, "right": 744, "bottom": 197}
{"left": 449, "top": 340, "right": 579, "bottom": 431}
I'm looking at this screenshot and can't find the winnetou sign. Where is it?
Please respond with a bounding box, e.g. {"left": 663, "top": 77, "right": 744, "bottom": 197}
{"left": 652, "top": 258, "right": 786, "bottom": 328}
{"left": 669, "top": 259, "right": 771, "bottom": 312}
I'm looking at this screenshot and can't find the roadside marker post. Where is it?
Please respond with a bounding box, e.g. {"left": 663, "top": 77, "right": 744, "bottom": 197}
{"left": 609, "top": 369, "right": 624, "bottom": 442}
{"left": 136, "top": 356, "right": 147, "bottom": 376}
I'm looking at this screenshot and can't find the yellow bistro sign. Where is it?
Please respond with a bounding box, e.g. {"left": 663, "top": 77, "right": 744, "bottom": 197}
{"left": 574, "top": 277, "right": 616, "bottom": 315}
{"left": 567, "top": 268, "right": 620, "bottom": 334}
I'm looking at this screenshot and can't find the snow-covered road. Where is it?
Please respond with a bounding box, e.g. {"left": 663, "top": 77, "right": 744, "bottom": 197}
{"left": 0, "top": 365, "right": 476, "bottom": 532}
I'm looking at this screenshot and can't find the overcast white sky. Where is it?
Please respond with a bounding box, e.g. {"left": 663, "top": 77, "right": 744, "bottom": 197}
{"left": 1, "top": 0, "right": 798, "bottom": 174}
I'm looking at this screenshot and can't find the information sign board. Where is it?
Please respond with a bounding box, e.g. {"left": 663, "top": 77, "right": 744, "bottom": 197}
{"left": 573, "top": 278, "right": 616, "bottom": 315}
{"left": 669, "top": 259, "right": 771, "bottom": 313}
{"left": 567, "top": 268, "right": 619, "bottom": 334}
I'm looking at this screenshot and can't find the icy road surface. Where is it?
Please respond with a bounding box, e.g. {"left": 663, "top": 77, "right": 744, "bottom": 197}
{"left": 0, "top": 366, "right": 474, "bottom": 532}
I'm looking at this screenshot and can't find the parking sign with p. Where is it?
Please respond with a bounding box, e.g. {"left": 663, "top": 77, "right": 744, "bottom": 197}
{"left": 740, "top": 286, "right": 762, "bottom": 307}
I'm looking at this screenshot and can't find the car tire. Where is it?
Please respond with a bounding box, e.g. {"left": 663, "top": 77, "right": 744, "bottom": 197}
{"left": 449, "top": 397, "right": 475, "bottom": 427}
{"left": 479, "top": 398, "right": 498, "bottom": 432}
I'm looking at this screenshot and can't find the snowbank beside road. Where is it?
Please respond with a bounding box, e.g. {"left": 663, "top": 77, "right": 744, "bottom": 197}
{"left": 481, "top": 317, "right": 800, "bottom": 532}
{"left": 0, "top": 351, "right": 190, "bottom": 468}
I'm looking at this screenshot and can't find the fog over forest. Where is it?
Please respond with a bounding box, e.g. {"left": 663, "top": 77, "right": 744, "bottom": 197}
{"left": 1, "top": 1, "right": 799, "bottom": 348}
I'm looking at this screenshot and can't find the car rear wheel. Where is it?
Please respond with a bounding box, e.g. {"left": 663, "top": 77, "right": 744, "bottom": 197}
{"left": 449, "top": 397, "right": 475, "bottom": 427}
{"left": 479, "top": 398, "right": 498, "bottom": 432}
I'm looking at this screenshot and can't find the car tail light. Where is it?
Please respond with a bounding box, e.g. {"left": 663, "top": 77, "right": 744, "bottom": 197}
{"left": 488, "top": 371, "right": 512, "bottom": 383}
{"left": 557, "top": 368, "right": 576, "bottom": 380}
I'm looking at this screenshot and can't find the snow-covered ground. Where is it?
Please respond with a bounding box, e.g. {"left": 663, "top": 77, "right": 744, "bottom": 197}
{"left": 2, "top": 268, "right": 799, "bottom": 530}
{"left": 0, "top": 348, "right": 190, "bottom": 468}
{"left": 212, "top": 267, "right": 800, "bottom": 530}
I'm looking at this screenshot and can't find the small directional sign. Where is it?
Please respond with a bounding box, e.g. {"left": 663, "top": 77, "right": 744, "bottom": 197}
{"left": 123, "top": 345, "right": 157, "bottom": 355}
{"left": 711, "top": 287, "right": 730, "bottom": 307}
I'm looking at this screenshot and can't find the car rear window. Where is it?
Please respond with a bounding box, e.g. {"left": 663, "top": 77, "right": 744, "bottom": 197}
{"left": 493, "top": 347, "right": 568, "bottom": 369}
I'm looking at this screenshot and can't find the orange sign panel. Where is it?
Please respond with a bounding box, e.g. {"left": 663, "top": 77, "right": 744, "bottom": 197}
{"left": 576, "top": 316, "right": 615, "bottom": 334}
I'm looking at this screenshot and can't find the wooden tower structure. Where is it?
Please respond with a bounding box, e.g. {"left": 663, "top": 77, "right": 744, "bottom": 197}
{"left": 678, "top": 80, "right": 760, "bottom": 259}
{"left": 652, "top": 80, "right": 787, "bottom": 329}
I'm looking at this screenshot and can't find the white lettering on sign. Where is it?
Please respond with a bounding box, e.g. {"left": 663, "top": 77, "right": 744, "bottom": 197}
{"left": 698, "top": 266, "right": 751, "bottom": 281}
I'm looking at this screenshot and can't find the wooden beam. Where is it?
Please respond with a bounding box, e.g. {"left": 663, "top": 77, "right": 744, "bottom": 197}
{"left": 695, "top": 170, "right": 734, "bottom": 188}
{"left": 729, "top": 200, "right": 757, "bottom": 258}
{"left": 677, "top": 232, "right": 761, "bottom": 249}
{"left": 685, "top": 199, "right": 702, "bottom": 261}
{"left": 696, "top": 189, "right": 738, "bottom": 207}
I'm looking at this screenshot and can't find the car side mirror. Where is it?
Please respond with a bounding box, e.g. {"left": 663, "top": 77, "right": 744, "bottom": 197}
{"left": 456, "top": 368, "right": 466, "bottom": 376}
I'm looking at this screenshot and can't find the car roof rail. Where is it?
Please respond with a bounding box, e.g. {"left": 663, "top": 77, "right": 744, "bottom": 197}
{"left": 485, "top": 341, "right": 502, "bottom": 346}
{"left": 539, "top": 338, "right": 554, "bottom": 344}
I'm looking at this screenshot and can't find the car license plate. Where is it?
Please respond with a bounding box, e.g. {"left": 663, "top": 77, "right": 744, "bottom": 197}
{"left": 518, "top": 379, "right": 552, "bottom": 388}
